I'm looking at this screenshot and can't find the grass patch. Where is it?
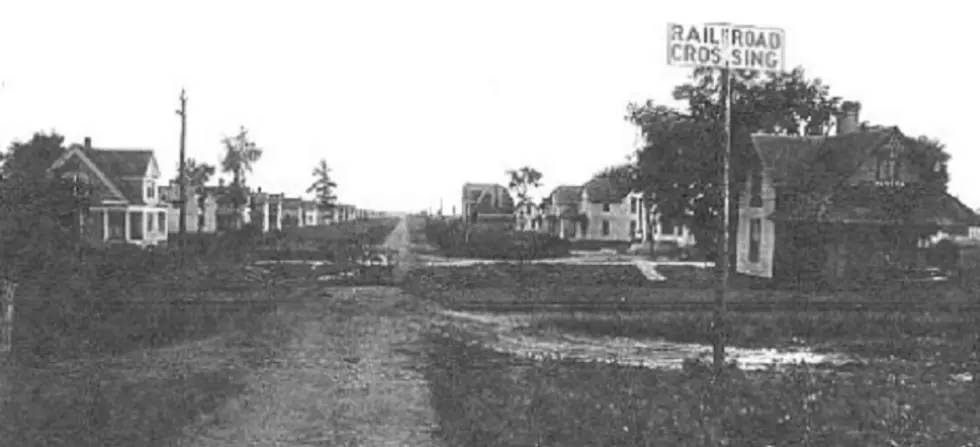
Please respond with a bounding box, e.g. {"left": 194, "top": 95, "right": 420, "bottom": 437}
{"left": 0, "top": 299, "right": 296, "bottom": 447}
{"left": 403, "top": 264, "right": 974, "bottom": 308}
{"left": 424, "top": 327, "right": 980, "bottom": 446}
{"left": 526, "top": 311, "right": 979, "bottom": 363}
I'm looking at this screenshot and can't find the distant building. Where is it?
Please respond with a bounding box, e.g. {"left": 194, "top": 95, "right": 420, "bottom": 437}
{"left": 461, "top": 183, "right": 515, "bottom": 224}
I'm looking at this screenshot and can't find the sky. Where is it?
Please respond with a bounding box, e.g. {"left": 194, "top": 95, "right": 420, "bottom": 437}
{"left": 1, "top": 1, "right": 977, "bottom": 214}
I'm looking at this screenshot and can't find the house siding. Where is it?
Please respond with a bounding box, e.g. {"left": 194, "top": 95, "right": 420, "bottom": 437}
{"left": 580, "top": 200, "right": 632, "bottom": 242}
{"left": 736, "top": 168, "right": 776, "bottom": 278}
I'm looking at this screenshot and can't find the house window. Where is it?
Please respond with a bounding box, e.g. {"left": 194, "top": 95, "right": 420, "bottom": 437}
{"left": 630, "top": 198, "right": 638, "bottom": 214}
{"left": 602, "top": 220, "right": 610, "bottom": 236}
{"left": 146, "top": 182, "right": 155, "bottom": 199}
{"left": 158, "top": 211, "right": 166, "bottom": 233}
{"left": 750, "top": 170, "right": 763, "bottom": 208}
{"left": 749, "top": 218, "right": 762, "bottom": 263}
{"left": 198, "top": 211, "right": 205, "bottom": 230}
{"left": 876, "top": 152, "right": 899, "bottom": 183}
{"left": 630, "top": 220, "right": 637, "bottom": 236}
{"left": 602, "top": 203, "right": 611, "bottom": 213}
{"left": 147, "top": 211, "right": 155, "bottom": 233}
{"left": 130, "top": 212, "right": 144, "bottom": 240}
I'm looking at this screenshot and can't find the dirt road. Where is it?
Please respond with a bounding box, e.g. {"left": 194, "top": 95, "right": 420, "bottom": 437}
{"left": 177, "top": 217, "right": 446, "bottom": 447}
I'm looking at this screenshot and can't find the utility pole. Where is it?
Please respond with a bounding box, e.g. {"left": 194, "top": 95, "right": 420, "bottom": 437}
{"left": 176, "top": 89, "right": 188, "bottom": 236}
{"left": 713, "top": 65, "right": 732, "bottom": 373}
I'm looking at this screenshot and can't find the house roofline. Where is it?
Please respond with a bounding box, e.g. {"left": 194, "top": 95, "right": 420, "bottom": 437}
{"left": 48, "top": 147, "right": 129, "bottom": 203}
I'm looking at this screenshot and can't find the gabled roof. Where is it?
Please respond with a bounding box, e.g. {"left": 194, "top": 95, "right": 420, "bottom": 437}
{"left": 462, "top": 183, "right": 507, "bottom": 203}
{"left": 550, "top": 185, "right": 583, "bottom": 205}
{"left": 48, "top": 147, "right": 158, "bottom": 205}
{"left": 462, "top": 182, "right": 514, "bottom": 214}
{"left": 582, "top": 176, "right": 631, "bottom": 203}
{"left": 751, "top": 127, "right": 897, "bottom": 189}
{"left": 755, "top": 126, "right": 980, "bottom": 226}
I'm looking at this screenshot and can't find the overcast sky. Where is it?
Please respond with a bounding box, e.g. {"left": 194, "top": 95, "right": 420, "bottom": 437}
{"left": 1, "top": 1, "right": 976, "bottom": 213}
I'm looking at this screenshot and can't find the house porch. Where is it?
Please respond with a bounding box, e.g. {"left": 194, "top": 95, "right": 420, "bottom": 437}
{"left": 89, "top": 206, "right": 170, "bottom": 247}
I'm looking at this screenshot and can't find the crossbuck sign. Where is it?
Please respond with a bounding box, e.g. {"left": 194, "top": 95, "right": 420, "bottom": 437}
{"left": 666, "top": 23, "right": 785, "bottom": 72}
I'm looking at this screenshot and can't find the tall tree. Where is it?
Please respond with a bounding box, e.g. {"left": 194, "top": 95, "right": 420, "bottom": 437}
{"left": 219, "top": 126, "right": 263, "bottom": 216}
{"left": 307, "top": 159, "right": 338, "bottom": 212}
{"left": 627, "top": 66, "right": 842, "bottom": 261}
{"left": 506, "top": 166, "right": 544, "bottom": 208}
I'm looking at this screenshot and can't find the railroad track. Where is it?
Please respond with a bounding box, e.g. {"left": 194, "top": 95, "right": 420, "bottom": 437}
{"left": 443, "top": 300, "right": 980, "bottom": 313}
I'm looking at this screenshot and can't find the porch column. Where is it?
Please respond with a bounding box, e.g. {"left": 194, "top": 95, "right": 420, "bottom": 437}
{"left": 640, "top": 203, "right": 648, "bottom": 241}
{"left": 124, "top": 211, "right": 131, "bottom": 242}
{"left": 103, "top": 211, "right": 109, "bottom": 242}
{"left": 559, "top": 219, "right": 565, "bottom": 239}
{"left": 263, "top": 204, "right": 269, "bottom": 232}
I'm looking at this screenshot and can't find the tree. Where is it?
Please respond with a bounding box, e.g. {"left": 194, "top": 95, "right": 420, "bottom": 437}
{"left": 219, "top": 126, "right": 263, "bottom": 223}
{"left": 592, "top": 163, "right": 635, "bottom": 189}
{"left": 627, "top": 66, "right": 842, "bottom": 262}
{"left": 506, "top": 166, "right": 544, "bottom": 208}
{"left": 307, "top": 159, "right": 338, "bottom": 212}
{"left": 174, "top": 158, "right": 216, "bottom": 194}
{"left": 0, "top": 132, "right": 91, "bottom": 281}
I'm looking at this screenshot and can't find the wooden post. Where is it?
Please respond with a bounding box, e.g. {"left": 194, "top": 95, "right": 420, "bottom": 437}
{"left": 177, "top": 89, "right": 188, "bottom": 237}
{"left": 713, "top": 65, "right": 732, "bottom": 374}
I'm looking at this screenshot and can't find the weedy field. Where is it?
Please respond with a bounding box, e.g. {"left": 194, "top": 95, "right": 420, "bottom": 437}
{"left": 1, "top": 218, "right": 399, "bottom": 447}
{"left": 404, "top": 240, "right": 980, "bottom": 446}
{"left": 424, "top": 326, "right": 980, "bottom": 447}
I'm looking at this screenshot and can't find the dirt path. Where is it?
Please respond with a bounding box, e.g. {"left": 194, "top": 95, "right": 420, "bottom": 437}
{"left": 177, "top": 217, "right": 446, "bottom": 447}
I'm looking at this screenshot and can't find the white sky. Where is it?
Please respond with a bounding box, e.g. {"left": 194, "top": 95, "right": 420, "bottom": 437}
{"left": 1, "top": 1, "right": 976, "bottom": 213}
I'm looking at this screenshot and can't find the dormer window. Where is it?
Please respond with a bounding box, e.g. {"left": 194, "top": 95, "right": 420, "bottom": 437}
{"left": 876, "top": 152, "right": 899, "bottom": 184}
{"left": 750, "top": 169, "right": 763, "bottom": 208}
{"left": 146, "top": 181, "right": 156, "bottom": 199}
{"left": 602, "top": 203, "right": 611, "bottom": 212}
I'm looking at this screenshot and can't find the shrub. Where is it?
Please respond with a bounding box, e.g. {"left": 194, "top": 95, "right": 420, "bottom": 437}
{"left": 424, "top": 217, "right": 570, "bottom": 260}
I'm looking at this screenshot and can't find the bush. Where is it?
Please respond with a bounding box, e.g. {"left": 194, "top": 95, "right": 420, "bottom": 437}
{"left": 424, "top": 217, "right": 571, "bottom": 260}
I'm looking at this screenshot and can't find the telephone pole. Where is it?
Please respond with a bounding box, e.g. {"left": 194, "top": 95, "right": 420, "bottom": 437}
{"left": 176, "top": 89, "right": 188, "bottom": 236}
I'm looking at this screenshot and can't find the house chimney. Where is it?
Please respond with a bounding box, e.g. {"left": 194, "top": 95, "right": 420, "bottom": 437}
{"left": 84, "top": 137, "right": 91, "bottom": 150}
{"left": 836, "top": 101, "right": 862, "bottom": 135}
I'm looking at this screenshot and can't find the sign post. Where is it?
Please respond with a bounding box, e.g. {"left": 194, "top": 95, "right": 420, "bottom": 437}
{"left": 666, "top": 22, "right": 786, "bottom": 374}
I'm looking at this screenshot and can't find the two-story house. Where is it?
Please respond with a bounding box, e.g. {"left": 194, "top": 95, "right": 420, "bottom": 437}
{"left": 544, "top": 180, "right": 696, "bottom": 248}
{"left": 544, "top": 185, "right": 583, "bottom": 238}
{"left": 737, "top": 100, "right": 979, "bottom": 284}
{"left": 250, "top": 189, "right": 283, "bottom": 232}
{"left": 461, "top": 183, "right": 515, "bottom": 225}
{"left": 515, "top": 201, "right": 546, "bottom": 231}
{"left": 47, "top": 137, "right": 169, "bottom": 247}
